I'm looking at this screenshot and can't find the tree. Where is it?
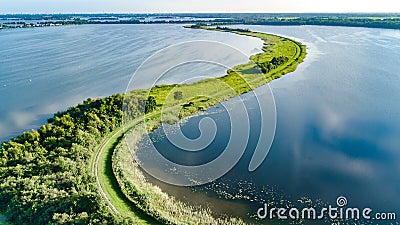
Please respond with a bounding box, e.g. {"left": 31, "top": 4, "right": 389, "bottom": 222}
{"left": 145, "top": 96, "right": 157, "bottom": 113}
{"left": 173, "top": 91, "right": 183, "bottom": 100}
{"left": 0, "top": 94, "right": 124, "bottom": 224}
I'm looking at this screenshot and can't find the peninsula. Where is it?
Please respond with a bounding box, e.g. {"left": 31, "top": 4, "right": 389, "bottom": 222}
{"left": 0, "top": 26, "right": 306, "bottom": 224}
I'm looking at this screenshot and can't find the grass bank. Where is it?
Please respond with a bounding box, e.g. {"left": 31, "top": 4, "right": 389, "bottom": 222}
{"left": 126, "top": 26, "right": 306, "bottom": 125}
{"left": 105, "top": 26, "right": 307, "bottom": 224}
{"left": 92, "top": 122, "right": 160, "bottom": 224}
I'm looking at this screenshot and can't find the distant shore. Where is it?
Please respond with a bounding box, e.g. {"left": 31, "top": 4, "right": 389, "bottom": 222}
{"left": 1, "top": 13, "right": 400, "bottom": 30}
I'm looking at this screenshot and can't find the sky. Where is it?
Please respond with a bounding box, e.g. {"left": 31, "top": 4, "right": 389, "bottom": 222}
{"left": 1, "top": 0, "right": 400, "bottom": 14}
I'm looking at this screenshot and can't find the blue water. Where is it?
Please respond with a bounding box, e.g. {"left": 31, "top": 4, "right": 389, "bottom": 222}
{"left": 0, "top": 24, "right": 262, "bottom": 142}
{"left": 1, "top": 24, "right": 400, "bottom": 224}
{"left": 136, "top": 25, "right": 400, "bottom": 224}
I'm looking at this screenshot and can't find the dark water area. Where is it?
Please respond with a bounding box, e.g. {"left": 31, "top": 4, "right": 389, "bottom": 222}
{"left": 0, "top": 24, "right": 262, "bottom": 142}
{"left": 136, "top": 25, "right": 400, "bottom": 224}
{"left": 2, "top": 23, "right": 399, "bottom": 224}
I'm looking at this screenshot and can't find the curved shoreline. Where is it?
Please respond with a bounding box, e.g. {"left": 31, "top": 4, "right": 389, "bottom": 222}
{"left": 109, "top": 26, "right": 307, "bottom": 223}
{"left": 0, "top": 26, "right": 306, "bottom": 224}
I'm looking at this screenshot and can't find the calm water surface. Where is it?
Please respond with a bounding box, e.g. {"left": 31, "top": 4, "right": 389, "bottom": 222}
{"left": 0, "top": 24, "right": 262, "bottom": 141}
{"left": 137, "top": 25, "right": 400, "bottom": 224}
{"left": 1, "top": 24, "right": 400, "bottom": 224}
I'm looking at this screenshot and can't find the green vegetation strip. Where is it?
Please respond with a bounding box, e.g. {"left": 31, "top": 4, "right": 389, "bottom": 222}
{"left": 0, "top": 26, "right": 306, "bottom": 225}
{"left": 128, "top": 26, "right": 307, "bottom": 124}
{"left": 93, "top": 119, "right": 160, "bottom": 224}
{"left": 109, "top": 26, "right": 307, "bottom": 224}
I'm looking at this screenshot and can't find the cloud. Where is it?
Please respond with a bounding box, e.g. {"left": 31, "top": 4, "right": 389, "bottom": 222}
{"left": 0, "top": 122, "right": 5, "bottom": 138}
{"left": 8, "top": 111, "right": 36, "bottom": 129}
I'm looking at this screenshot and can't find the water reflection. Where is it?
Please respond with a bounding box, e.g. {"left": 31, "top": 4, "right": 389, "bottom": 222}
{"left": 0, "top": 24, "right": 263, "bottom": 142}
{"left": 137, "top": 25, "right": 400, "bottom": 224}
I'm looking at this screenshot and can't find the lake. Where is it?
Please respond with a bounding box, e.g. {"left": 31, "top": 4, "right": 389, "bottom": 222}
{"left": 1, "top": 24, "right": 400, "bottom": 224}
{"left": 136, "top": 25, "right": 400, "bottom": 224}
{"left": 0, "top": 24, "right": 263, "bottom": 142}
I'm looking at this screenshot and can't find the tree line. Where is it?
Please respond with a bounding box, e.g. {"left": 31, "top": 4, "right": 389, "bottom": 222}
{"left": 0, "top": 93, "right": 156, "bottom": 224}
{"left": 256, "top": 56, "right": 289, "bottom": 74}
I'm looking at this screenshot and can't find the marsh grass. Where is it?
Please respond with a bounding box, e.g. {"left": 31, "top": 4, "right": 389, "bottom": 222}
{"left": 128, "top": 27, "right": 306, "bottom": 126}
{"left": 113, "top": 126, "right": 246, "bottom": 225}
{"left": 111, "top": 26, "right": 307, "bottom": 224}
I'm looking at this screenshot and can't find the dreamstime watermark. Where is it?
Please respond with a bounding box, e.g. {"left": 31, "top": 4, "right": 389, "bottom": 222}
{"left": 122, "top": 40, "right": 277, "bottom": 186}
{"left": 257, "top": 196, "right": 397, "bottom": 221}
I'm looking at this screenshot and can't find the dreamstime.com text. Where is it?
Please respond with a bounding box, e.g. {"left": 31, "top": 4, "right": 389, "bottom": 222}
{"left": 257, "top": 196, "right": 396, "bottom": 221}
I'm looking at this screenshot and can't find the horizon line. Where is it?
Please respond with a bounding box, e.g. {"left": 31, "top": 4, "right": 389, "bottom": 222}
{"left": 1, "top": 11, "right": 400, "bottom": 15}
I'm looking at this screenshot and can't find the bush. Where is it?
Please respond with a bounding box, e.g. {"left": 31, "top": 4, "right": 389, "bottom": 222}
{"left": 173, "top": 91, "right": 183, "bottom": 100}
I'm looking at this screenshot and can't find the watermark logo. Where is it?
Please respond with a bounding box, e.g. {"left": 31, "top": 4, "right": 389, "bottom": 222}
{"left": 336, "top": 196, "right": 347, "bottom": 207}
{"left": 122, "top": 41, "right": 276, "bottom": 186}
{"left": 257, "top": 196, "right": 397, "bottom": 221}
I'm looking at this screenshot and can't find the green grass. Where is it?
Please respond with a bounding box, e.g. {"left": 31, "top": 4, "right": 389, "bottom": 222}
{"left": 0, "top": 26, "right": 306, "bottom": 225}
{"left": 103, "top": 26, "right": 307, "bottom": 224}
{"left": 128, "top": 26, "right": 306, "bottom": 125}
{"left": 97, "top": 131, "right": 155, "bottom": 223}
{"left": 93, "top": 115, "right": 163, "bottom": 224}
{"left": 112, "top": 126, "right": 245, "bottom": 225}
